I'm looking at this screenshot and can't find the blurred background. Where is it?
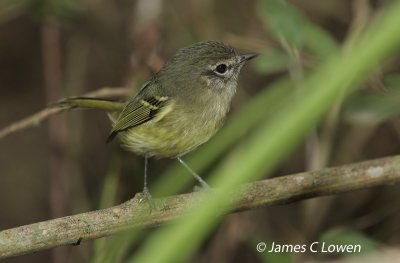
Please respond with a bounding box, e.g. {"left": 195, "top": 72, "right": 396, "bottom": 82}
{"left": 1, "top": 0, "right": 400, "bottom": 262}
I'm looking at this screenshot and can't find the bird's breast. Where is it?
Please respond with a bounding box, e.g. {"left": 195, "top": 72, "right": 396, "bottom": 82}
{"left": 119, "top": 97, "right": 230, "bottom": 158}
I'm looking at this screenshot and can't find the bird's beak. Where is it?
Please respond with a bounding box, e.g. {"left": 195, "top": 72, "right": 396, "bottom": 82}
{"left": 239, "top": 53, "right": 258, "bottom": 63}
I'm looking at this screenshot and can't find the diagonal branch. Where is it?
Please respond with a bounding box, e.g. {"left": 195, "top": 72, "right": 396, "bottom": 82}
{"left": 1, "top": 155, "right": 400, "bottom": 259}
{"left": 0, "top": 87, "right": 131, "bottom": 140}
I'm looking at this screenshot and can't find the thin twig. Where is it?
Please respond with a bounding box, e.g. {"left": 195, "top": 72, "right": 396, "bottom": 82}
{"left": 1, "top": 155, "right": 399, "bottom": 259}
{"left": 0, "top": 87, "right": 131, "bottom": 140}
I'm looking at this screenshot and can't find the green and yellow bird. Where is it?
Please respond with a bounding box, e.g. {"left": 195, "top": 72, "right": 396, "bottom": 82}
{"left": 58, "top": 41, "right": 256, "bottom": 198}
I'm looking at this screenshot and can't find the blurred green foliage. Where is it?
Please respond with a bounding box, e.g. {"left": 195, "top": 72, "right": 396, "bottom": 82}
{"left": 126, "top": 1, "right": 400, "bottom": 262}
{"left": 259, "top": 0, "right": 338, "bottom": 59}
{"left": 1, "top": 0, "right": 400, "bottom": 262}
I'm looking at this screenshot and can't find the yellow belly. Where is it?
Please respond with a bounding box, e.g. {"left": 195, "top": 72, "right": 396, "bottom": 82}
{"left": 119, "top": 116, "right": 222, "bottom": 158}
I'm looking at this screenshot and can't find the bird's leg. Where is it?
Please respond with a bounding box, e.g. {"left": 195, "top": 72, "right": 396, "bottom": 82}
{"left": 140, "top": 155, "right": 155, "bottom": 209}
{"left": 143, "top": 155, "right": 150, "bottom": 195}
{"left": 177, "top": 157, "right": 210, "bottom": 189}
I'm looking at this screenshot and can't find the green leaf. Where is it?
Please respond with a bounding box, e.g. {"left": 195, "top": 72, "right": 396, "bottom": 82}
{"left": 258, "top": 0, "right": 338, "bottom": 59}
{"left": 259, "top": 0, "right": 308, "bottom": 48}
{"left": 305, "top": 24, "right": 339, "bottom": 59}
{"left": 91, "top": 156, "right": 121, "bottom": 263}
{"left": 344, "top": 90, "right": 400, "bottom": 124}
{"left": 255, "top": 49, "right": 292, "bottom": 73}
{"left": 383, "top": 74, "right": 400, "bottom": 90}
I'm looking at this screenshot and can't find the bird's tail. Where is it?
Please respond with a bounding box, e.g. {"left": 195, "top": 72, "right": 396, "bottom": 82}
{"left": 54, "top": 97, "right": 125, "bottom": 112}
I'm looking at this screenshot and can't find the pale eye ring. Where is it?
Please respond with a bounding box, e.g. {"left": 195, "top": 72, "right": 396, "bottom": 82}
{"left": 215, "top": 64, "right": 228, "bottom": 74}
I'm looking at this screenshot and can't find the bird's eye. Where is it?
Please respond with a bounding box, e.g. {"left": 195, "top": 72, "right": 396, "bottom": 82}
{"left": 215, "top": 64, "right": 228, "bottom": 74}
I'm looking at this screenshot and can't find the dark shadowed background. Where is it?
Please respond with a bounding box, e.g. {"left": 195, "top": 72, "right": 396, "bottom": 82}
{"left": 1, "top": 0, "right": 400, "bottom": 262}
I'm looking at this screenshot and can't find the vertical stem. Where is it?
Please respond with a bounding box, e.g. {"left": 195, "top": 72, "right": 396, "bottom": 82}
{"left": 41, "top": 22, "right": 68, "bottom": 263}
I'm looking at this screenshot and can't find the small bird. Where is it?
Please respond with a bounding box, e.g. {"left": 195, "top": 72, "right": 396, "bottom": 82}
{"left": 59, "top": 41, "right": 256, "bottom": 199}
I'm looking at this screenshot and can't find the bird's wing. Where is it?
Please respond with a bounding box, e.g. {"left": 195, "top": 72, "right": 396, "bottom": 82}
{"left": 106, "top": 94, "right": 169, "bottom": 142}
